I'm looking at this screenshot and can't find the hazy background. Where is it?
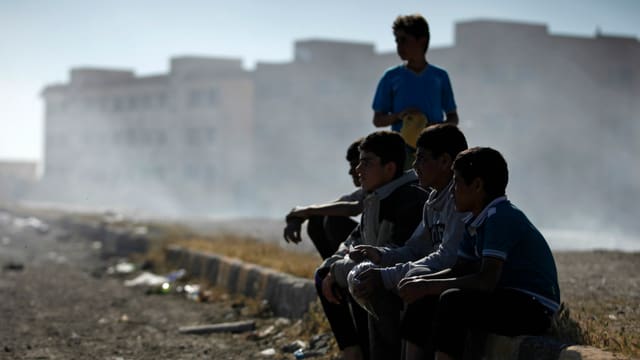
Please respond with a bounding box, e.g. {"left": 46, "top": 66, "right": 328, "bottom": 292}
{"left": 1, "top": 0, "right": 639, "bottom": 250}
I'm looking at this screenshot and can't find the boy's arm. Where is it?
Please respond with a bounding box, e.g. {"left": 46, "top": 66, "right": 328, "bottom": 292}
{"left": 287, "top": 200, "right": 362, "bottom": 219}
{"left": 398, "top": 256, "right": 503, "bottom": 303}
{"left": 373, "top": 111, "right": 399, "bottom": 127}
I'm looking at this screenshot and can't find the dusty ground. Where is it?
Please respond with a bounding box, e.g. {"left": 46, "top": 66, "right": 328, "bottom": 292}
{"left": 1, "top": 208, "right": 639, "bottom": 359}
{"left": 0, "top": 210, "right": 331, "bottom": 360}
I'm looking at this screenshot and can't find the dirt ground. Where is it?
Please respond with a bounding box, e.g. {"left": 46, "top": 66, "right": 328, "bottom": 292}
{"left": 1, "top": 209, "right": 639, "bottom": 359}
{"left": 0, "top": 211, "right": 330, "bottom": 360}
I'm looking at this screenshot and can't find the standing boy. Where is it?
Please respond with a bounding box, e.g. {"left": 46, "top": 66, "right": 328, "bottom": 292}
{"left": 372, "top": 14, "right": 459, "bottom": 167}
{"left": 398, "top": 147, "right": 561, "bottom": 360}
{"left": 349, "top": 124, "right": 469, "bottom": 360}
{"left": 316, "top": 131, "right": 427, "bottom": 360}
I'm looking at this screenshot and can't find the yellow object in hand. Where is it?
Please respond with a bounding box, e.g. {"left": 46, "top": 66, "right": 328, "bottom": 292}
{"left": 400, "top": 112, "right": 428, "bottom": 149}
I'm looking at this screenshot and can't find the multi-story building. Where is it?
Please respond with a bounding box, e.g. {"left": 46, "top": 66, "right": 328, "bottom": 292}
{"left": 40, "top": 57, "right": 253, "bottom": 215}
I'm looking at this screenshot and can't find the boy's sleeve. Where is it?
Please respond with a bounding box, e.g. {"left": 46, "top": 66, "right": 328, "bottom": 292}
{"left": 482, "top": 212, "right": 517, "bottom": 260}
{"left": 441, "top": 72, "right": 457, "bottom": 113}
{"left": 377, "top": 220, "right": 431, "bottom": 267}
{"left": 372, "top": 72, "right": 392, "bottom": 113}
{"left": 457, "top": 231, "right": 477, "bottom": 261}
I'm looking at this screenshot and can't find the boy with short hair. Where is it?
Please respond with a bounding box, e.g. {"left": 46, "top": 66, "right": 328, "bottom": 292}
{"left": 349, "top": 124, "right": 468, "bottom": 360}
{"left": 284, "top": 137, "right": 364, "bottom": 259}
{"left": 316, "top": 131, "right": 428, "bottom": 360}
{"left": 372, "top": 14, "right": 459, "bottom": 167}
{"left": 398, "top": 147, "right": 560, "bottom": 360}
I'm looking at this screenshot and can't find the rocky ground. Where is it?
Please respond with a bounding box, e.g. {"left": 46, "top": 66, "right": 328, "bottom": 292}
{"left": 0, "top": 210, "right": 333, "bottom": 360}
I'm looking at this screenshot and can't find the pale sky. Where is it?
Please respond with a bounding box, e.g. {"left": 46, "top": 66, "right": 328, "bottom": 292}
{"left": 1, "top": 0, "right": 639, "bottom": 161}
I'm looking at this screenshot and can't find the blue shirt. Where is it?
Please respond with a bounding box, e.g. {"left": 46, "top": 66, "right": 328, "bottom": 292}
{"left": 372, "top": 64, "right": 457, "bottom": 132}
{"left": 458, "top": 197, "right": 561, "bottom": 312}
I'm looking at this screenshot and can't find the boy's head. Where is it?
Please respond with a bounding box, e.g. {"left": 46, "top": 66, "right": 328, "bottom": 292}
{"left": 414, "top": 124, "right": 468, "bottom": 190}
{"left": 393, "top": 14, "right": 430, "bottom": 57}
{"left": 346, "top": 137, "right": 364, "bottom": 187}
{"left": 452, "top": 147, "right": 509, "bottom": 214}
{"left": 357, "top": 131, "right": 406, "bottom": 192}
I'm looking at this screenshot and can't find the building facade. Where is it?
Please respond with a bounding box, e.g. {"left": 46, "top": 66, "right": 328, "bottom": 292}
{"left": 40, "top": 57, "right": 253, "bottom": 215}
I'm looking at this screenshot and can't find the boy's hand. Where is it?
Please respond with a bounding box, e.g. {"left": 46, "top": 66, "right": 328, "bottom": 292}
{"left": 283, "top": 217, "right": 303, "bottom": 243}
{"left": 352, "top": 268, "right": 383, "bottom": 299}
{"left": 321, "top": 272, "right": 343, "bottom": 304}
{"left": 353, "top": 245, "right": 382, "bottom": 264}
{"left": 347, "top": 247, "right": 366, "bottom": 263}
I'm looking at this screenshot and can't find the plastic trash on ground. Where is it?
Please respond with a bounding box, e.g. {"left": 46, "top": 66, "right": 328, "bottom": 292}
{"left": 124, "top": 272, "right": 167, "bottom": 287}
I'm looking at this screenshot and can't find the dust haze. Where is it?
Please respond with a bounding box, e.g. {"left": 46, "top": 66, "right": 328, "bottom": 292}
{"left": 22, "top": 20, "right": 640, "bottom": 250}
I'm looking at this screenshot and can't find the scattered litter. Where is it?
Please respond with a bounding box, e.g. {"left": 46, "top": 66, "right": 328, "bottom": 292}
{"left": 183, "top": 284, "right": 201, "bottom": 301}
{"left": 282, "top": 340, "right": 307, "bottom": 353}
{"left": 257, "top": 325, "right": 276, "bottom": 338}
{"left": 608, "top": 314, "right": 617, "bottom": 320}
{"left": 165, "top": 269, "right": 186, "bottom": 282}
{"left": 259, "top": 348, "right": 276, "bottom": 356}
{"left": 120, "top": 314, "right": 129, "bottom": 322}
{"left": 274, "top": 317, "right": 291, "bottom": 327}
{"left": 91, "top": 241, "right": 102, "bottom": 250}
{"left": 178, "top": 320, "right": 256, "bottom": 335}
{"left": 3, "top": 262, "right": 24, "bottom": 271}
{"left": 107, "top": 261, "right": 136, "bottom": 275}
{"left": 124, "top": 272, "right": 167, "bottom": 287}
{"left": 12, "top": 216, "right": 49, "bottom": 234}
{"left": 293, "top": 349, "right": 324, "bottom": 359}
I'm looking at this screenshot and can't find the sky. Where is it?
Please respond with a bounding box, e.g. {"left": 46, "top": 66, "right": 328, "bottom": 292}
{"left": 1, "top": 0, "right": 639, "bottom": 161}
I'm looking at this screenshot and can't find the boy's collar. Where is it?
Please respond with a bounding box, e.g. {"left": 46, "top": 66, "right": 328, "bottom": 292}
{"left": 462, "top": 196, "right": 508, "bottom": 229}
{"left": 369, "top": 170, "right": 417, "bottom": 199}
{"left": 426, "top": 178, "right": 454, "bottom": 206}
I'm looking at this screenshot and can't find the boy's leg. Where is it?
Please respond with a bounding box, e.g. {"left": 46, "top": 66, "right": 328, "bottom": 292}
{"left": 314, "top": 267, "right": 368, "bottom": 353}
{"left": 367, "top": 291, "right": 404, "bottom": 360}
{"left": 323, "top": 215, "right": 357, "bottom": 249}
{"left": 399, "top": 295, "right": 439, "bottom": 358}
{"left": 433, "top": 288, "right": 554, "bottom": 359}
{"left": 307, "top": 216, "right": 356, "bottom": 259}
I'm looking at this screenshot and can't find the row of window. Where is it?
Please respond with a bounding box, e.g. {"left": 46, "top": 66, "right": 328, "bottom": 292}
{"left": 47, "top": 88, "right": 218, "bottom": 115}
{"left": 46, "top": 127, "right": 216, "bottom": 147}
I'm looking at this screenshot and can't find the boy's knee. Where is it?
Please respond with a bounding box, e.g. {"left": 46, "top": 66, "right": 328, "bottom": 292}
{"left": 404, "top": 266, "right": 433, "bottom": 278}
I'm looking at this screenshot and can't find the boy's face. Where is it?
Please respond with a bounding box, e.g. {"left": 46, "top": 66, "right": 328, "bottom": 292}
{"left": 394, "top": 29, "right": 426, "bottom": 61}
{"left": 356, "top": 150, "right": 396, "bottom": 192}
{"left": 413, "top": 148, "right": 450, "bottom": 190}
{"left": 453, "top": 170, "right": 483, "bottom": 215}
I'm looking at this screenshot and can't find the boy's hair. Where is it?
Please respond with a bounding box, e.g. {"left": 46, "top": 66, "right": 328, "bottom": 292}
{"left": 392, "top": 14, "right": 430, "bottom": 53}
{"left": 346, "top": 137, "right": 364, "bottom": 163}
{"left": 359, "top": 131, "right": 406, "bottom": 178}
{"left": 416, "top": 124, "right": 468, "bottom": 161}
{"left": 453, "top": 147, "right": 509, "bottom": 201}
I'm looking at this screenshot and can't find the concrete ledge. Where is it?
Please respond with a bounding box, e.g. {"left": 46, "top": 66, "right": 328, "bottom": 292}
{"left": 165, "top": 245, "right": 317, "bottom": 318}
